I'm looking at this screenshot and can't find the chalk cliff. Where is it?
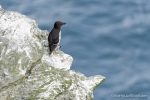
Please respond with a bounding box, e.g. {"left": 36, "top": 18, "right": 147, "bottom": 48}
{"left": 0, "top": 6, "right": 105, "bottom": 100}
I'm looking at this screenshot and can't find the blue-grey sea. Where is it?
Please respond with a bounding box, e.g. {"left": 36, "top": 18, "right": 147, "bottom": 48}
{"left": 0, "top": 0, "right": 150, "bottom": 100}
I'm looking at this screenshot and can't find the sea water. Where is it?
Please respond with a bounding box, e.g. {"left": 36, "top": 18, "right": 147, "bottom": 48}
{"left": 0, "top": 0, "right": 149, "bottom": 100}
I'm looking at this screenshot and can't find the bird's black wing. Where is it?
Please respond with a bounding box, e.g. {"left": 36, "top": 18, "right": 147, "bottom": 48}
{"left": 51, "top": 29, "right": 60, "bottom": 44}
{"left": 48, "top": 31, "right": 52, "bottom": 44}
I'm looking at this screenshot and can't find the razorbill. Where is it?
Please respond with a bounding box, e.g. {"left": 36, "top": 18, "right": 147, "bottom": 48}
{"left": 48, "top": 21, "right": 66, "bottom": 54}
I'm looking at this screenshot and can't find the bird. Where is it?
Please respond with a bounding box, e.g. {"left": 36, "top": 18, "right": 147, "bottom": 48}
{"left": 48, "top": 21, "right": 66, "bottom": 54}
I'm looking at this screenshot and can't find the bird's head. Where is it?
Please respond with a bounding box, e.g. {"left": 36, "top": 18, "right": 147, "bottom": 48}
{"left": 54, "top": 21, "right": 66, "bottom": 29}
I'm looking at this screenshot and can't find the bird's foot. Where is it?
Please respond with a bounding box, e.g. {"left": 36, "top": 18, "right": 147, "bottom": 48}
{"left": 59, "top": 45, "right": 62, "bottom": 49}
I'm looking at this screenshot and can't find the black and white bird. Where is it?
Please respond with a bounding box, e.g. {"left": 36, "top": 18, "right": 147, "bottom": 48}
{"left": 48, "top": 21, "right": 66, "bottom": 54}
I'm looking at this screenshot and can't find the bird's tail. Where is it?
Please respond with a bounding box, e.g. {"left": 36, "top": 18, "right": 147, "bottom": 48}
{"left": 49, "top": 43, "right": 57, "bottom": 55}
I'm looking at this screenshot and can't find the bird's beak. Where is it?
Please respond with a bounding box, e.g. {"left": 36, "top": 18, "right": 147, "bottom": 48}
{"left": 63, "top": 22, "right": 66, "bottom": 25}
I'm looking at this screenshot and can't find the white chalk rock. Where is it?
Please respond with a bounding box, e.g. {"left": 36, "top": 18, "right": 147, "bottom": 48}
{"left": 0, "top": 6, "right": 105, "bottom": 100}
